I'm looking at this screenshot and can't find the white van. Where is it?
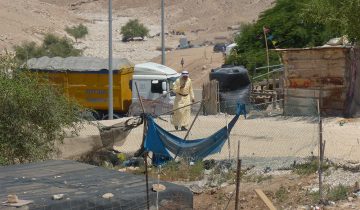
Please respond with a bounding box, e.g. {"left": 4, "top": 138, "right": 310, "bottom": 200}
{"left": 225, "top": 43, "right": 237, "bottom": 57}
{"left": 129, "top": 62, "right": 181, "bottom": 115}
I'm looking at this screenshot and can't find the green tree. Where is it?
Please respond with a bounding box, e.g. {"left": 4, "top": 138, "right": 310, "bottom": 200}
{"left": 65, "top": 24, "right": 89, "bottom": 43}
{"left": 0, "top": 53, "right": 86, "bottom": 165}
{"left": 303, "top": 0, "right": 360, "bottom": 43}
{"left": 14, "top": 33, "right": 82, "bottom": 63}
{"left": 121, "top": 19, "right": 149, "bottom": 42}
{"left": 228, "top": 0, "right": 340, "bottom": 75}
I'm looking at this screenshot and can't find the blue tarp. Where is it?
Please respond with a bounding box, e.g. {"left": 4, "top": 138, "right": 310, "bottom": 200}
{"left": 144, "top": 104, "right": 246, "bottom": 165}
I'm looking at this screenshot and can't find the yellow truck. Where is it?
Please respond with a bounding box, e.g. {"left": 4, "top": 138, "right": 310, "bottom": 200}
{"left": 26, "top": 57, "right": 180, "bottom": 119}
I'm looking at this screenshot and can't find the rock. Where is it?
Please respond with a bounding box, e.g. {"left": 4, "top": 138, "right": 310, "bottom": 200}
{"left": 204, "top": 169, "right": 212, "bottom": 175}
{"left": 118, "top": 168, "right": 127, "bottom": 172}
{"left": 348, "top": 197, "right": 354, "bottom": 202}
{"left": 310, "top": 187, "right": 319, "bottom": 193}
{"left": 329, "top": 201, "right": 336, "bottom": 206}
{"left": 299, "top": 205, "right": 310, "bottom": 210}
{"left": 264, "top": 166, "right": 271, "bottom": 173}
{"left": 102, "top": 193, "right": 114, "bottom": 199}
{"left": 52, "top": 194, "right": 64, "bottom": 200}
{"left": 127, "top": 166, "right": 140, "bottom": 171}
{"left": 203, "top": 160, "right": 216, "bottom": 170}
{"left": 220, "top": 182, "right": 229, "bottom": 188}
{"left": 354, "top": 181, "right": 360, "bottom": 192}
{"left": 209, "top": 188, "right": 217, "bottom": 195}
{"left": 152, "top": 184, "right": 166, "bottom": 192}
{"left": 354, "top": 191, "right": 360, "bottom": 197}
{"left": 7, "top": 194, "right": 19, "bottom": 203}
{"left": 209, "top": 181, "right": 218, "bottom": 188}
{"left": 160, "top": 199, "right": 170, "bottom": 206}
{"left": 189, "top": 184, "right": 204, "bottom": 194}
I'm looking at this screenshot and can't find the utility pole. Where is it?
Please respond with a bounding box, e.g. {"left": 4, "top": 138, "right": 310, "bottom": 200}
{"left": 108, "top": 0, "right": 113, "bottom": 120}
{"left": 161, "top": 0, "right": 165, "bottom": 65}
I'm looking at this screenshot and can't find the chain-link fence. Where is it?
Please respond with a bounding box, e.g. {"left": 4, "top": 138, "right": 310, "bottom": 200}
{"left": 54, "top": 92, "right": 360, "bottom": 209}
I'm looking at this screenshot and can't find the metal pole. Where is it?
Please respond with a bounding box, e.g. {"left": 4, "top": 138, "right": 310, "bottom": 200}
{"left": 108, "top": 0, "right": 113, "bottom": 120}
{"left": 161, "top": 0, "right": 165, "bottom": 65}
{"left": 235, "top": 141, "right": 241, "bottom": 210}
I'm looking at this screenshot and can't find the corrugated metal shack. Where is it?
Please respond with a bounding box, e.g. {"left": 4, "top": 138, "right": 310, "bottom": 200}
{"left": 277, "top": 46, "right": 360, "bottom": 117}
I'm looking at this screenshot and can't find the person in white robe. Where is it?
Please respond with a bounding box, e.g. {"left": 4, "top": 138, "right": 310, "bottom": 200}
{"left": 171, "top": 70, "right": 195, "bottom": 131}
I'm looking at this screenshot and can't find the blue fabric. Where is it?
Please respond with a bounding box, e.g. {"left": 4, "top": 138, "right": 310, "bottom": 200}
{"left": 144, "top": 103, "right": 246, "bottom": 165}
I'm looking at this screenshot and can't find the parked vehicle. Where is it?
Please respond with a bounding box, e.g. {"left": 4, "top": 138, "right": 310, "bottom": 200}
{"left": 129, "top": 62, "right": 180, "bottom": 116}
{"left": 26, "top": 57, "right": 180, "bottom": 119}
{"left": 213, "top": 43, "right": 226, "bottom": 53}
{"left": 225, "top": 43, "right": 237, "bottom": 57}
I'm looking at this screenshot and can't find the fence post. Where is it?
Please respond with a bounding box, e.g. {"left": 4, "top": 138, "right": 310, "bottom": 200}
{"left": 317, "top": 98, "right": 324, "bottom": 204}
{"left": 235, "top": 141, "right": 241, "bottom": 210}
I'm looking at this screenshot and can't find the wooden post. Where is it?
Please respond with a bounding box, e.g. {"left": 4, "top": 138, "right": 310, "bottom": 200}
{"left": 225, "top": 113, "right": 231, "bottom": 160}
{"left": 263, "top": 26, "right": 270, "bottom": 89}
{"left": 135, "top": 82, "right": 150, "bottom": 210}
{"left": 184, "top": 102, "right": 203, "bottom": 140}
{"left": 144, "top": 152, "right": 150, "bottom": 210}
{"left": 235, "top": 141, "right": 241, "bottom": 210}
{"left": 255, "top": 189, "right": 277, "bottom": 210}
{"left": 317, "top": 96, "right": 324, "bottom": 204}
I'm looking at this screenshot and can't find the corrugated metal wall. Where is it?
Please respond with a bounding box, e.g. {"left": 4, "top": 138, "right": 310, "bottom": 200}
{"left": 280, "top": 47, "right": 360, "bottom": 117}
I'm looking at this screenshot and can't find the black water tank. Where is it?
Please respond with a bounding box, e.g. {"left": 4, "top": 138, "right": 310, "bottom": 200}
{"left": 209, "top": 65, "right": 250, "bottom": 91}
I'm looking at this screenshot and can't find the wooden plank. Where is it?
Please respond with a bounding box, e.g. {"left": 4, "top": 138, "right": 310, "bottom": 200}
{"left": 282, "top": 48, "right": 347, "bottom": 61}
{"left": 254, "top": 189, "right": 277, "bottom": 210}
{"left": 285, "top": 88, "right": 346, "bottom": 98}
{"left": 284, "top": 77, "right": 346, "bottom": 88}
{"left": 286, "top": 59, "right": 346, "bottom": 71}
{"left": 285, "top": 97, "right": 317, "bottom": 107}
{"left": 286, "top": 67, "right": 345, "bottom": 78}
{"left": 284, "top": 105, "right": 318, "bottom": 116}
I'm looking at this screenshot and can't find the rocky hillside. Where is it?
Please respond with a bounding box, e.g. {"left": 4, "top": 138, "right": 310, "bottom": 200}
{"left": 1, "top": 0, "right": 274, "bottom": 50}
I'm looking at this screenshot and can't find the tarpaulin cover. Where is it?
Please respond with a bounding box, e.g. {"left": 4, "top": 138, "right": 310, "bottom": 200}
{"left": 26, "top": 56, "right": 133, "bottom": 72}
{"left": 144, "top": 104, "right": 246, "bottom": 165}
{"left": 0, "top": 160, "right": 193, "bottom": 210}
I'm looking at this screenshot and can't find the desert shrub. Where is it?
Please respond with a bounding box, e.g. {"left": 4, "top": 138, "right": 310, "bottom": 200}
{"left": 14, "top": 33, "right": 82, "bottom": 63}
{"left": 293, "top": 158, "right": 329, "bottom": 176}
{"left": 65, "top": 24, "right": 89, "bottom": 42}
{"left": 121, "top": 19, "right": 149, "bottom": 42}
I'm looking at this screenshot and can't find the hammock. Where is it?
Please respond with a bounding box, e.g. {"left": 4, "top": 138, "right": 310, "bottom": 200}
{"left": 144, "top": 103, "right": 246, "bottom": 165}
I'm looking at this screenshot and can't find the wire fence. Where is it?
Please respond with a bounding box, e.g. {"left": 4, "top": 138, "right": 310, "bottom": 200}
{"left": 55, "top": 94, "right": 360, "bottom": 209}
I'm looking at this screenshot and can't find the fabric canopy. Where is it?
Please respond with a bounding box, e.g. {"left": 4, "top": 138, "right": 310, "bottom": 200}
{"left": 144, "top": 103, "right": 246, "bottom": 165}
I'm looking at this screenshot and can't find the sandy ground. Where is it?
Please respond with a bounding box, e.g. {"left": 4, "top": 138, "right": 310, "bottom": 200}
{"left": 59, "top": 113, "right": 360, "bottom": 166}
{"left": 0, "top": 0, "right": 79, "bottom": 50}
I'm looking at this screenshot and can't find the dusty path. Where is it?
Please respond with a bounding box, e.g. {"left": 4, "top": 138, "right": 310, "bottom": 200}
{"left": 88, "top": 114, "right": 360, "bottom": 166}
